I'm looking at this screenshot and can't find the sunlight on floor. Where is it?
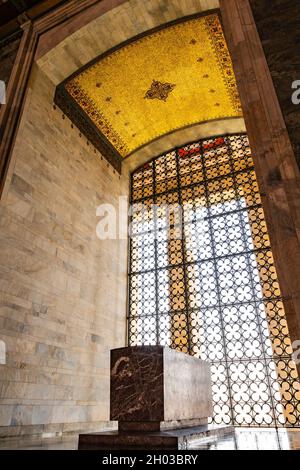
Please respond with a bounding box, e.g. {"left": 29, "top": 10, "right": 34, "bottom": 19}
{"left": 192, "top": 428, "right": 300, "bottom": 450}
{"left": 0, "top": 428, "right": 300, "bottom": 450}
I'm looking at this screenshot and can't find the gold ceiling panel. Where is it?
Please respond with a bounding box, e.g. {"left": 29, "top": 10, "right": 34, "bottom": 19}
{"left": 64, "top": 13, "right": 242, "bottom": 158}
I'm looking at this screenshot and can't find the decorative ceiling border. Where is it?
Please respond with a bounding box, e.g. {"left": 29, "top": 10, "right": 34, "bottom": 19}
{"left": 54, "top": 9, "right": 221, "bottom": 174}
{"left": 54, "top": 84, "right": 122, "bottom": 172}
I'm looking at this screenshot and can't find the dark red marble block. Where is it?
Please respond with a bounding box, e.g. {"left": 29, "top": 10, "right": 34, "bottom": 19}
{"left": 110, "top": 346, "right": 212, "bottom": 426}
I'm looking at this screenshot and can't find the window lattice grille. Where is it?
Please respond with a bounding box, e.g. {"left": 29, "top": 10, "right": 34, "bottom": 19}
{"left": 128, "top": 134, "right": 300, "bottom": 427}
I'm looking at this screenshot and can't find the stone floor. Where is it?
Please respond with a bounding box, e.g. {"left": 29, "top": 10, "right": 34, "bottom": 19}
{"left": 191, "top": 428, "right": 300, "bottom": 450}
{"left": 0, "top": 428, "right": 300, "bottom": 450}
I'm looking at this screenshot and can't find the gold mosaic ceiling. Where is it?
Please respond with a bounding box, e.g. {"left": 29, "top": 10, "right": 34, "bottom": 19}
{"left": 63, "top": 13, "right": 242, "bottom": 159}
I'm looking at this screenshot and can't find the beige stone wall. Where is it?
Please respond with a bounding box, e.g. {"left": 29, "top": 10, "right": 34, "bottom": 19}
{"left": 0, "top": 64, "right": 129, "bottom": 439}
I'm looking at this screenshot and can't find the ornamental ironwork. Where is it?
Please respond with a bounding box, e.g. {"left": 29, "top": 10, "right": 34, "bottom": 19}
{"left": 128, "top": 134, "right": 300, "bottom": 427}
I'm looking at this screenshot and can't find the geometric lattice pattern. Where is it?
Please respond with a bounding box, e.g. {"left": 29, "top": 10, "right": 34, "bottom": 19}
{"left": 128, "top": 134, "right": 300, "bottom": 427}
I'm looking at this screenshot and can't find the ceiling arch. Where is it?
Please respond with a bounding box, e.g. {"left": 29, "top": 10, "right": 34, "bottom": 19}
{"left": 36, "top": 0, "right": 245, "bottom": 171}
{"left": 54, "top": 11, "right": 243, "bottom": 171}
{"left": 123, "top": 118, "right": 246, "bottom": 174}
{"left": 37, "top": 0, "right": 221, "bottom": 84}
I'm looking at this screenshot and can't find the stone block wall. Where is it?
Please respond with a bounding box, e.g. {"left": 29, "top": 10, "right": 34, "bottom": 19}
{"left": 0, "top": 64, "right": 129, "bottom": 439}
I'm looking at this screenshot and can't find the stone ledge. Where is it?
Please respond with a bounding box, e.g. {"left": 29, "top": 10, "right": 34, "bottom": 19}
{"left": 78, "top": 424, "right": 234, "bottom": 450}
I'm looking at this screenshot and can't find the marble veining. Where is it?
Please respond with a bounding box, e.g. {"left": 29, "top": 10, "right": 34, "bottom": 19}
{"left": 110, "top": 346, "right": 212, "bottom": 426}
{"left": 110, "top": 347, "right": 164, "bottom": 422}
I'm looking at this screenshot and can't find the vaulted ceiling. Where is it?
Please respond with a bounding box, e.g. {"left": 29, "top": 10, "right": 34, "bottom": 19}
{"left": 55, "top": 12, "right": 242, "bottom": 170}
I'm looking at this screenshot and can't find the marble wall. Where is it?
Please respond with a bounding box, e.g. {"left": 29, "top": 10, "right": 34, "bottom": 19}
{"left": 0, "top": 63, "right": 129, "bottom": 439}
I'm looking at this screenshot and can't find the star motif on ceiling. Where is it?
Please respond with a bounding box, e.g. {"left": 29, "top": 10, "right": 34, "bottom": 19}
{"left": 144, "top": 80, "right": 176, "bottom": 102}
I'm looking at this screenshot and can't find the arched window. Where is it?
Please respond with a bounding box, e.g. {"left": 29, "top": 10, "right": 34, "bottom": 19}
{"left": 128, "top": 134, "right": 300, "bottom": 427}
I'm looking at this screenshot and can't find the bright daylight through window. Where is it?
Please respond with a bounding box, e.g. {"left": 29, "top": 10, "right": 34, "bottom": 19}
{"left": 128, "top": 134, "right": 300, "bottom": 427}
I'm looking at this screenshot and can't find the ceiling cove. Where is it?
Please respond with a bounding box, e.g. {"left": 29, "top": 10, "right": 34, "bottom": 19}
{"left": 55, "top": 11, "right": 242, "bottom": 172}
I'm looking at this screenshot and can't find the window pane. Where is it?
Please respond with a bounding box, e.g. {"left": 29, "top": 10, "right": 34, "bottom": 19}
{"left": 128, "top": 134, "right": 300, "bottom": 427}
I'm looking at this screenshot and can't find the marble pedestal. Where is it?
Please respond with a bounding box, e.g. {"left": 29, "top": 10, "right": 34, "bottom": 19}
{"left": 79, "top": 346, "right": 222, "bottom": 450}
